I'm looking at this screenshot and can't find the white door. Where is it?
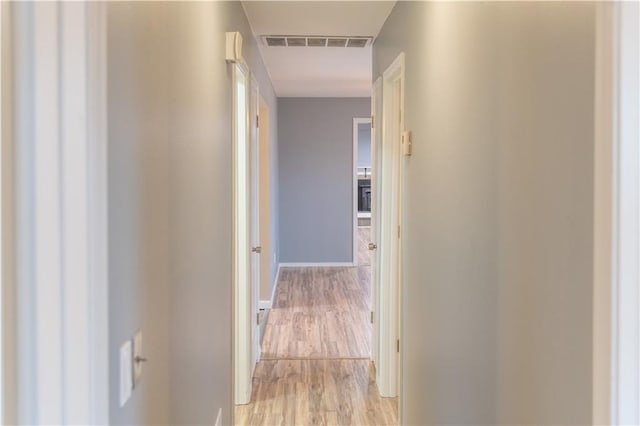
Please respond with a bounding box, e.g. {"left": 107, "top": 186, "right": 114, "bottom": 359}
{"left": 377, "top": 53, "right": 405, "bottom": 398}
{"left": 233, "top": 62, "right": 252, "bottom": 405}
{"left": 249, "top": 77, "right": 261, "bottom": 368}
{"left": 370, "top": 77, "right": 382, "bottom": 368}
{"left": 234, "top": 65, "right": 261, "bottom": 406}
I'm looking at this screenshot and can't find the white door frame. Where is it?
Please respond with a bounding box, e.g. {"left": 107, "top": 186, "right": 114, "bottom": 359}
{"left": 0, "top": 2, "right": 14, "bottom": 421}
{"left": 370, "top": 77, "right": 383, "bottom": 370}
{"left": 232, "top": 60, "right": 253, "bottom": 406}
{"left": 352, "top": 117, "right": 372, "bottom": 267}
{"left": 593, "top": 2, "right": 640, "bottom": 424}
{"left": 233, "top": 60, "right": 262, "bottom": 407}
{"left": 249, "top": 75, "right": 261, "bottom": 369}
{"left": 3, "top": 2, "right": 109, "bottom": 423}
{"left": 376, "top": 52, "right": 405, "bottom": 399}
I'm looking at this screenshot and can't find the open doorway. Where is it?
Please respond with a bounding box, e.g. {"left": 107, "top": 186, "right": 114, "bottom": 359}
{"left": 236, "top": 96, "right": 399, "bottom": 425}
{"left": 353, "top": 117, "right": 373, "bottom": 266}
{"left": 233, "top": 2, "right": 400, "bottom": 424}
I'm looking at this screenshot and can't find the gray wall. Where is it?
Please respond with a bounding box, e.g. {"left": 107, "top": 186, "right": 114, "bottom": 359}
{"left": 278, "top": 98, "right": 370, "bottom": 264}
{"left": 374, "top": 2, "right": 595, "bottom": 425}
{"left": 494, "top": 5, "right": 594, "bottom": 424}
{"left": 108, "top": 5, "right": 171, "bottom": 423}
{"left": 107, "top": 2, "right": 278, "bottom": 425}
{"left": 167, "top": 2, "right": 277, "bottom": 424}
{"left": 357, "top": 124, "right": 371, "bottom": 168}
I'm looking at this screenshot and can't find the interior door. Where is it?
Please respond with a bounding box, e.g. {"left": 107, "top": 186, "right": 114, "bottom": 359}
{"left": 233, "top": 62, "right": 252, "bottom": 405}
{"left": 371, "top": 77, "right": 382, "bottom": 368}
{"left": 249, "top": 76, "right": 261, "bottom": 369}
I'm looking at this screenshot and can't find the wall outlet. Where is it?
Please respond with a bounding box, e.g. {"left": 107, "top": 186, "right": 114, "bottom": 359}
{"left": 215, "top": 408, "right": 222, "bottom": 426}
{"left": 133, "top": 330, "right": 143, "bottom": 387}
{"left": 119, "top": 340, "right": 133, "bottom": 407}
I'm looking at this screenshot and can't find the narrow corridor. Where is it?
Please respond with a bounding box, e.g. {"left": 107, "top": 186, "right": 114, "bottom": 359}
{"left": 235, "top": 227, "right": 398, "bottom": 425}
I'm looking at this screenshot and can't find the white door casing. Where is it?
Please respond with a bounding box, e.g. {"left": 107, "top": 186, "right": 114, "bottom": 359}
{"left": 607, "top": 3, "right": 640, "bottom": 425}
{"left": 5, "top": 2, "right": 109, "bottom": 423}
{"left": 371, "top": 77, "right": 382, "bottom": 370}
{"left": 377, "top": 52, "right": 405, "bottom": 398}
{"left": 233, "top": 61, "right": 252, "bottom": 406}
{"left": 234, "top": 63, "right": 262, "bottom": 406}
{"left": 249, "top": 77, "right": 261, "bottom": 368}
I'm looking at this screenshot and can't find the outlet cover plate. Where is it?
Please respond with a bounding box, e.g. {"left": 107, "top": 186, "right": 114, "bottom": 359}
{"left": 119, "top": 340, "right": 132, "bottom": 407}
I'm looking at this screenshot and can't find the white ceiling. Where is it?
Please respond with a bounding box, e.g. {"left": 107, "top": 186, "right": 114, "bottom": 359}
{"left": 241, "top": 1, "right": 396, "bottom": 97}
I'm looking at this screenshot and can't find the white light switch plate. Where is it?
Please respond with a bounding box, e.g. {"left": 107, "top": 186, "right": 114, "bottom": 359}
{"left": 119, "top": 340, "right": 132, "bottom": 407}
{"left": 402, "top": 130, "right": 412, "bottom": 156}
{"left": 133, "top": 330, "right": 143, "bottom": 387}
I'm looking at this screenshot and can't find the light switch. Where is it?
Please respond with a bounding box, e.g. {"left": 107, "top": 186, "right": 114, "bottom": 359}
{"left": 133, "top": 330, "right": 143, "bottom": 387}
{"left": 402, "top": 131, "right": 412, "bottom": 156}
{"left": 119, "top": 340, "right": 132, "bottom": 407}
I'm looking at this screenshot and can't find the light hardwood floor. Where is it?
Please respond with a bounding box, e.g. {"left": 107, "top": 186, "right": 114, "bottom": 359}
{"left": 262, "top": 266, "right": 371, "bottom": 359}
{"left": 236, "top": 227, "right": 397, "bottom": 425}
{"left": 234, "top": 359, "right": 398, "bottom": 425}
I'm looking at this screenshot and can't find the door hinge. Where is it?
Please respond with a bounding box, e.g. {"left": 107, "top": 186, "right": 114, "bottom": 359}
{"left": 397, "top": 339, "right": 400, "bottom": 353}
{"left": 257, "top": 312, "right": 260, "bottom": 325}
{"left": 398, "top": 225, "right": 401, "bottom": 239}
{"left": 371, "top": 115, "right": 374, "bottom": 129}
{"left": 370, "top": 311, "right": 374, "bottom": 323}
{"left": 256, "top": 115, "right": 259, "bottom": 128}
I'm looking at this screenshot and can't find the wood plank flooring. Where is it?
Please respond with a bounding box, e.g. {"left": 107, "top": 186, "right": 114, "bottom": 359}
{"left": 234, "top": 359, "right": 398, "bottom": 425}
{"left": 262, "top": 266, "right": 371, "bottom": 359}
{"left": 236, "top": 227, "right": 397, "bottom": 425}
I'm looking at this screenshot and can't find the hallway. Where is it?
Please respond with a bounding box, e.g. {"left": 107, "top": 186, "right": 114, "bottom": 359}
{"left": 235, "top": 227, "right": 398, "bottom": 425}
{"left": 5, "top": 1, "right": 636, "bottom": 424}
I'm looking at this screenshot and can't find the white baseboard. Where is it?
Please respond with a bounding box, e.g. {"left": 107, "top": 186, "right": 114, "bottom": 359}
{"left": 279, "top": 262, "right": 355, "bottom": 267}
{"left": 258, "top": 264, "right": 281, "bottom": 310}
{"left": 258, "top": 300, "right": 271, "bottom": 310}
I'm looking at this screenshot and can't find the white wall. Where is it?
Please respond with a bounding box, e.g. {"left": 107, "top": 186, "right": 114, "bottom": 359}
{"left": 374, "top": 2, "right": 596, "bottom": 424}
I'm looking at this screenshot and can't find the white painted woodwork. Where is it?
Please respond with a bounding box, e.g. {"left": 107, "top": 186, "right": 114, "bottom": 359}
{"left": 378, "top": 53, "right": 405, "bottom": 398}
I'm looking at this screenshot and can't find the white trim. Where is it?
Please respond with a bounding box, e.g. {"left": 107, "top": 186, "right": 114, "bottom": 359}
{"left": 249, "top": 74, "right": 261, "bottom": 383}
{"left": 593, "top": 3, "right": 616, "bottom": 424}
{"left": 86, "top": 2, "right": 109, "bottom": 423}
{"left": 353, "top": 119, "right": 358, "bottom": 266}
{"left": 258, "top": 301, "right": 271, "bottom": 310}
{"left": 378, "top": 52, "right": 405, "bottom": 399}
{"left": 0, "top": 2, "right": 16, "bottom": 423}
{"left": 609, "top": 3, "right": 640, "bottom": 425}
{"left": 279, "top": 262, "right": 355, "bottom": 268}
{"left": 258, "top": 264, "right": 281, "bottom": 310}
{"left": 8, "top": 3, "right": 109, "bottom": 423}
{"left": 233, "top": 61, "right": 253, "bottom": 406}
{"left": 370, "top": 76, "right": 382, "bottom": 375}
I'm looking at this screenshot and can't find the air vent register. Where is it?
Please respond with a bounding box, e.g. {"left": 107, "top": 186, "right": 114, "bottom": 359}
{"left": 263, "top": 35, "right": 373, "bottom": 48}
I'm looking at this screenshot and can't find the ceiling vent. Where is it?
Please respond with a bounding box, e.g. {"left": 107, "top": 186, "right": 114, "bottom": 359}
{"left": 265, "top": 37, "right": 286, "bottom": 47}
{"left": 262, "top": 35, "right": 373, "bottom": 48}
